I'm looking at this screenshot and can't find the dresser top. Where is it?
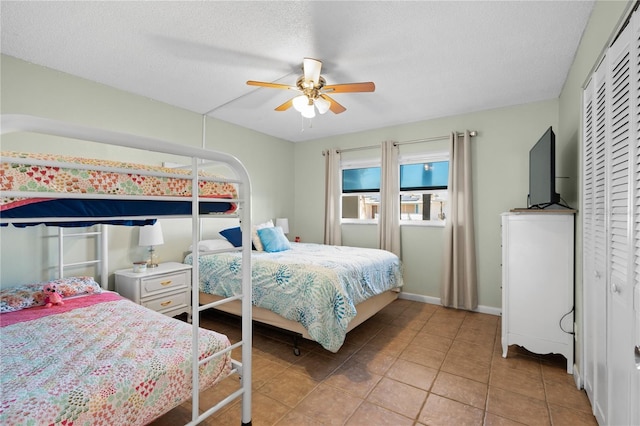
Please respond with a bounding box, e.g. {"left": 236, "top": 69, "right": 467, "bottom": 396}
{"left": 508, "top": 208, "right": 577, "bottom": 214}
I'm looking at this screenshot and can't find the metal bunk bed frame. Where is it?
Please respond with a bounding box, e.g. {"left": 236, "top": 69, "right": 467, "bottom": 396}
{"left": 57, "top": 225, "right": 109, "bottom": 286}
{"left": 0, "top": 114, "right": 253, "bottom": 426}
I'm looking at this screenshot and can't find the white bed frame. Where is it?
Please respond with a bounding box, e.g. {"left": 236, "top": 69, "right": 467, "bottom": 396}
{"left": 57, "top": 225, "right": 109, "bottom": 285}
{"left": 0, "top": 114, "right": 253, "bottom": 426}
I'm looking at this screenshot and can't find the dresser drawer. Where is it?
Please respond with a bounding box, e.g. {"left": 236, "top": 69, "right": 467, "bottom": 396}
{"left": 141, "top": 270, "right": 189, "bottom": 297}
{"left": 141, "top": 289, "right": 190, "bottom": 314}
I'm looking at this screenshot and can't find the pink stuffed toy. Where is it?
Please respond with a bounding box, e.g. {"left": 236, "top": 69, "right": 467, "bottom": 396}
{"left": 44, "top": 283, "right": 64, "bottom": 308}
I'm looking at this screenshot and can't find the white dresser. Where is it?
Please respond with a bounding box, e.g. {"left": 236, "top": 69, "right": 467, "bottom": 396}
{"left": 501, "top": 211, "right": 575, "bottom": 373}
{"left": 115, "top": 261, "right": 192, "bottom": 318}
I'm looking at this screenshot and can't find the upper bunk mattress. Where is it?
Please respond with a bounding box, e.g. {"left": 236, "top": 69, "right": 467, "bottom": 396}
{"left": 0, "top": 151, "right": 238, "bottom": 225}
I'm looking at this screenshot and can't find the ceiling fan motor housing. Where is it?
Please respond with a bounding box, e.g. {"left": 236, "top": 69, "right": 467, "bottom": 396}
{"left": 296, "top": 76, "right": 326, "bottom": 101}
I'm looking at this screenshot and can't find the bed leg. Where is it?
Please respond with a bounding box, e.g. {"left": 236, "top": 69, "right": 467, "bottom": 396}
{"left": 292, "top": 335, "right": 301, "bottom": 356}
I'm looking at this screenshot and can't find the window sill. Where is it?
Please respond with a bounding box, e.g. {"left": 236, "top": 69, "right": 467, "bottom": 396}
{"left": 341, "top": 220, "right": 446, "bottom": 228}
{"left": 400, "top": 221, "right": 445, "bottom": 228}
{"left": 341, "top": 220, "right": 377, "bottom": 225}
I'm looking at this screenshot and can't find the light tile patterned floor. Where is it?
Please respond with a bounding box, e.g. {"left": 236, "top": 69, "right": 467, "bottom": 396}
{"left": 150, "top": 299, "right": 596, "bottom": 425}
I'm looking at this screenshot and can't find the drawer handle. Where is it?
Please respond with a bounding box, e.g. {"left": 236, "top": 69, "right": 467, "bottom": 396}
{"left": 160, "top": 280, "right": 172, "bottom": 286}
{"left": 160, "top": 301, "right": 172, "bottom": 307}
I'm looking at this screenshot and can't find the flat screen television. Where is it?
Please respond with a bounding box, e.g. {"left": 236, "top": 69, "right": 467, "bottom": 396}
{"left": 528, "top": 126, "right": 561, "bottom": 209}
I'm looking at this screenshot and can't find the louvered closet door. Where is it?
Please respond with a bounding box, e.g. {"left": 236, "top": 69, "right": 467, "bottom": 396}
{"left": 582, "top": 57, "right": 608, "bottom": 424}
{"left": 583, "top": 9, "right": 640, "bottom": 425}
{"left": 633, "top": 60, "right": 640, "bottom": 425}
{"left": 606, "top": 17, "right": 637, "bottom": 426}
{"left": 582, "top": 76, "right": 595, "bottom": 402}
{"left": 633, "top": 59, "right": 640, "bottom": 426}
{"left": 631, "top": 12, "right": 640, "bottom": 426}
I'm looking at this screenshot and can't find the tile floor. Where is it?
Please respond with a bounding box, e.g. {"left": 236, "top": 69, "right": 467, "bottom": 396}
{"left": 150, "top": 299, "right": 596, "bottom": 425}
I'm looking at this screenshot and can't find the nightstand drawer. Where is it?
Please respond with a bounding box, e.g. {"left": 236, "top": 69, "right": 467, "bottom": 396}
{"left": 141, "top": 289, "right": 190, "bottom": 314}
{"left": 114, "top": 262, "right": 192, "bottom": 318}
{"left": 141, "top": 270, "right": 189, "bottom": 296}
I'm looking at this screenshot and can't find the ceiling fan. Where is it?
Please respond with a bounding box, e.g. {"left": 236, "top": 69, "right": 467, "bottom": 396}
{"left": 246, "top": 57, "right": 375, "bottom": 118}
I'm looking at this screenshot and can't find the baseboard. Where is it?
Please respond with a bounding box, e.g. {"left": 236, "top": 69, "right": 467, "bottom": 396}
{"left": 398, "top": 292, "right": 441, "bottom": 305}
{"left": 398, "top": 291, "right": 502, "bottom": 316}
{"left": 572, "top": 363, "right": 583, "bottom": 389}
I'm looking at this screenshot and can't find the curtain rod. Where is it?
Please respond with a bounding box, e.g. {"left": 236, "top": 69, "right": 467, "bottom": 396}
{"left": 394, "top": 130, "right": 477, "bottom": 147}
{"left": 324, "top": 130, "right": 478, "bottom": 155}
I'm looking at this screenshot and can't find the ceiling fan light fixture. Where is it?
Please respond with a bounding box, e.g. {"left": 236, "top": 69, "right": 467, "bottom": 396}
{"left": 292, "top": 95, "right": 309, "bottom": 113}
{"left": 315, "top": 97, "right": 331, "bottom": 114}
{"left": 301, "top": 102, "right": 316, "bottom": 118}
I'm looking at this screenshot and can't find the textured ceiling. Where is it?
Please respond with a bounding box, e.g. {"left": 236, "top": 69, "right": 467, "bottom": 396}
{"left": 1, "top": 1, "right": 595, "bottom": 142}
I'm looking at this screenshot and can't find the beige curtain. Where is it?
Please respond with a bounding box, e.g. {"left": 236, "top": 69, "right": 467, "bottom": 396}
{"left": 378, "top": 140, "right": 401, "bottom": 256}
{"left": 441, "top": 131, "right": 477, "bottom": 310}
{"left": 323, "top": 148, "right": 342, "bottom": 245}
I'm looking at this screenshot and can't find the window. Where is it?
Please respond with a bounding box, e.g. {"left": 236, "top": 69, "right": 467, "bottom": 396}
{"left": 399, "top": 159, "right": 448, "bottom": 224}
{"left": 341, "top": 152, "right": 449, "bottom": 225}
{"left": 342, "top": 165, "right": 381, "bottom": 221}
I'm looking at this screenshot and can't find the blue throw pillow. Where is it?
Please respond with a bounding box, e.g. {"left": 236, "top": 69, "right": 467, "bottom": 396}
{"left": 219, "top": 226, "right": 243, "bottom": 247}
{"left": 257, "top": 226, "right": 291, "bottom": 253}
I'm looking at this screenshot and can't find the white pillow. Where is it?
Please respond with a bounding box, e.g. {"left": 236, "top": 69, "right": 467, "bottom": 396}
{"left": 252, "top": 220, "right": 274, "bottom": 251}
{"left": 190, "top": 239, "right": 235, "bottom": 252}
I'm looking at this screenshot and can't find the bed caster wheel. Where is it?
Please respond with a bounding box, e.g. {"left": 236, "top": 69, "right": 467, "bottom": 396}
{"left": 293, "top": 347, "right": 301, "bottom": 356}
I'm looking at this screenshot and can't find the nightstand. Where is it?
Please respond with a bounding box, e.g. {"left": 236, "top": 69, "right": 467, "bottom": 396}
{"left": 115, "top": 261, "right": 192, "bottom": 318}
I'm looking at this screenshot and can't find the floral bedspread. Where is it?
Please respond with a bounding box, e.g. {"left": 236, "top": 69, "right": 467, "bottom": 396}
{"left": 185, "top": 242, "right": 403, "bottom": 352}
{"left": 0, "top": 151, "right": 237, "bottom": 211}
{"left": 0, "top": 293, "right": 232, "bottom": 426}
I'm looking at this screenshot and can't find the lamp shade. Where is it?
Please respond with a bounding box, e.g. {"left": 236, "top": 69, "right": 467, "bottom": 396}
{"left": 275, "top": 218, "right": 289, "bottom": 234}
{"left": 301, "top": 103, "right": 316, "bottom": 118}
{"left": 139, "top": 222, "right": 164, "bottom": 247}
{"left": 314, "top": 96, "right": 331, "bottom": 114}
{"left": 292, "top": 95, "right": 308, "bottom": 112}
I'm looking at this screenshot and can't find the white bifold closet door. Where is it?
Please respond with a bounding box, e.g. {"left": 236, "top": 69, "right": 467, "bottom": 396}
{"left": 582, "top": 9, "right": 640, "bottom": 426}
{"left": 582, "top": 53, "right": 608, "bottom": 424}
{"left": 607, "top": 16, "right": 637, "bottom": 426}
{"left": 634, "top": 73, "right": 640, "bottom": 426}
{"left": 632, "top": 15, "right": 640, "bottom": 424}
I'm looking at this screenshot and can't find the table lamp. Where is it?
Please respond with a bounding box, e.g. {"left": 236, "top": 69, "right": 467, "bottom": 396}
{"left": 139, "top": 221, "right": 164, "bottom": 268}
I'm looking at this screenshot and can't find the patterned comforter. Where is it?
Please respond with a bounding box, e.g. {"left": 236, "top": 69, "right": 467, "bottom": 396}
{"left": 0, "top": 292, "right": 232, "bottom": 426}
{"left": 185, "top": 242, "right": 403, "bottom": 352}
{"left": 0, "top": 151, "right": 238, "bottom": 215}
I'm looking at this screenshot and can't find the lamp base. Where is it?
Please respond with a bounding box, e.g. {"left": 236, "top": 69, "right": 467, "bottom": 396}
{"left": 147, "top": 247, "right": 160, "bottom": 268}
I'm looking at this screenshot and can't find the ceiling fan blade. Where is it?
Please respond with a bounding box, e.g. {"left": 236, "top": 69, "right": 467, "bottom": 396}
{"left": 246, "top": 80, "right": 297, "bottom": 90}
{"left": 323, "top": 82, "right": 375, "bottom": 93}
{"left": 303, "top": 57, "right": 322, "bottom": 86}
{"left": 274, "top": 98, "right": 294, "bottom": 111}
{"left": 320, "top": 94, "right": 346, "bottom": 114}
